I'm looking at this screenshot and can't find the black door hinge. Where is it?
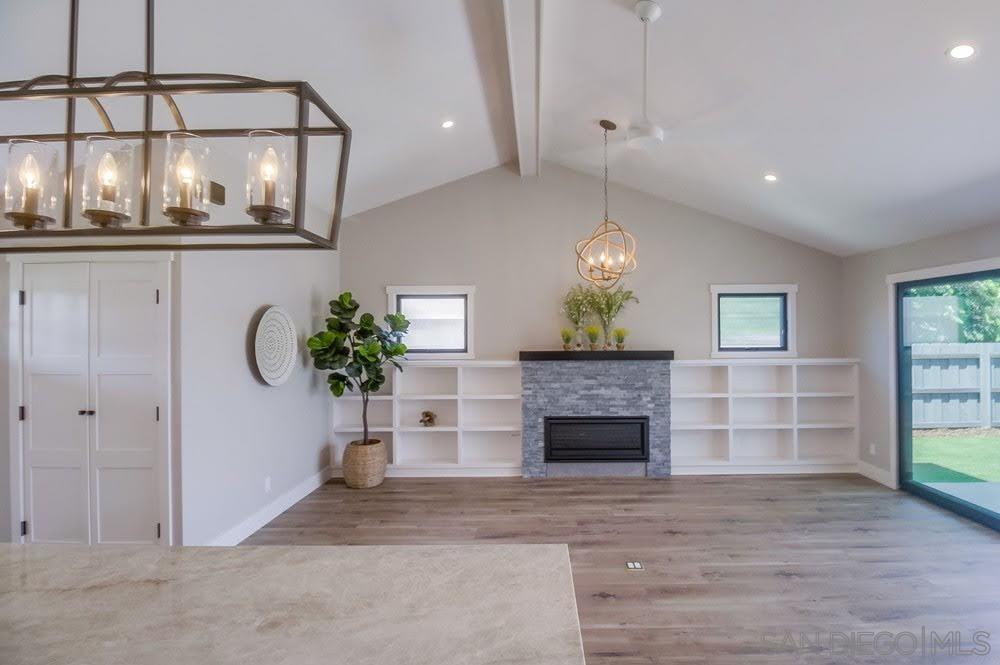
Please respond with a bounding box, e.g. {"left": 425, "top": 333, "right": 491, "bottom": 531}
{"left": 156, "top": 522, "right": 161, "bottom": 540}
{"left": 18, "top": 290, "right": 25, "bottom": 306}
{"left": 155, "top": 288, "right": 160, "bottom": 304}
{"left": 18, "top": 406, "right": 25, "bottom": 421}
{"left": 20, "top": 520, "right": 27, "bottom": 537}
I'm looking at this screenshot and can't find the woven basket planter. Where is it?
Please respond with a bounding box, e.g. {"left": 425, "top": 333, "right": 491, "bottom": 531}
{"left": 342, "top": 439, "right": 387, "bottom": 489}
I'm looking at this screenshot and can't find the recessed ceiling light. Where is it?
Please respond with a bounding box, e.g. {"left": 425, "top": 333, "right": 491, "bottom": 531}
{"left": 441, "top": 120, "right": 455, "bottom": 129}
{"left": 949, "top": 44, "right": 976, "bottom": 60}
{"left": 764, "top": 173, "right": 778, "bottom": 183}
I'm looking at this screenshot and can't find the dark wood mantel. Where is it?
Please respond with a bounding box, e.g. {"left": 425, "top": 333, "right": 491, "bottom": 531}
{"left": 518, "top": 350, "right": 674, "bottom": 361}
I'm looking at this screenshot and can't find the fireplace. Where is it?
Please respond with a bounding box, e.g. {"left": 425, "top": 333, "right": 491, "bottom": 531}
{"left": 545, "top": 416, "right": 649, "bottom": 462}
{"left": 519, "top": 350, "right": 672, "bottom": 478}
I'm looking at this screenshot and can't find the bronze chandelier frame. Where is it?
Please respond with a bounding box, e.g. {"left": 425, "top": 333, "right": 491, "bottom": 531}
{"left": 0, "top": 0, "right": 350, "bottom": 252}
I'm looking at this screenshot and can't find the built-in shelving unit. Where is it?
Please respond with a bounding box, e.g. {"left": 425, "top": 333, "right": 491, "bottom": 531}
{"left": 671, "top": 359, "right": 859, "bottom": 474}
{"left": 332, "top": 361, "right": 522, "bottom": 477}
{"left": 332, "top": 357, "right": 859, "bottom": 478}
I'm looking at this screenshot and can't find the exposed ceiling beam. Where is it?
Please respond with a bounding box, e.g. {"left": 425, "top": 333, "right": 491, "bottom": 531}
{"left": 502, "top": 0, "right": 542, "bottom": 177}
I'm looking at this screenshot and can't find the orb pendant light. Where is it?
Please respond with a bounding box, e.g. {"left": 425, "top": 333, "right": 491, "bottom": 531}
{"left": 575, "top": 120, "right": 637, "bottom": 289}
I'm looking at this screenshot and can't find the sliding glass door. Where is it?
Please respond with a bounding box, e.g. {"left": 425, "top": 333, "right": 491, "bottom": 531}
{"left": 898, "top": 269, "right": 1000, "bottom": 531}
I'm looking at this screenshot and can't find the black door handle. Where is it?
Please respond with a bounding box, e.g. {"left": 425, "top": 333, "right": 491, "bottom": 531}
{"left": 78, "top": 409, "right": 87, "bottom": 416}
{"left": 78, "top": 410, "right": 96, "bottom": 416}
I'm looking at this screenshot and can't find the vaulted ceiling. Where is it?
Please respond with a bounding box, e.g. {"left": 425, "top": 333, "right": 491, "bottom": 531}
{"left": 2, "top": 1, "right": 999, "bottom": 256}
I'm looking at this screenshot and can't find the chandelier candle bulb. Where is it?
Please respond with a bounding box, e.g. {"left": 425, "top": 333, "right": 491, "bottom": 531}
{"left": 98, "top": 153, "right": 118, "bottom": 203}
{"left": 4, "top": 139, "right": 58, "bottom": 230}
{"left": 246, "top": 130, "right": 293, "bottom": 224}
{"left": 163, "top": 132, "right": 211, "bottom": 226}
{"left": 20, "top": 156, "right": 40, "bottom": 215}
{"left": 82, "top": 137, "right": 133, "bottom": 228}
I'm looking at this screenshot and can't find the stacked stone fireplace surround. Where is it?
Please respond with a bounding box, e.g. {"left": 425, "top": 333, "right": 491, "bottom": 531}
{"left": 519, "top": 352, "right": 672, "bottom": 478}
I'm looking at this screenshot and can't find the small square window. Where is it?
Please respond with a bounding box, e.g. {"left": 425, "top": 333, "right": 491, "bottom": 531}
{"left": 711, "top": 285, "right": 797, "bottom": 357}
{"left": 388, "top": 286, "right": 475, "bottom": 358}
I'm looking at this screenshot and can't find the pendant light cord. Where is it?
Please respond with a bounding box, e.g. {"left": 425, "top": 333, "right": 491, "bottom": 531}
{"left": 642, "top": 17, "right": 649, "bottom": 121}
{"left": 603, "top": 127, "right": 609, "bottom": 223}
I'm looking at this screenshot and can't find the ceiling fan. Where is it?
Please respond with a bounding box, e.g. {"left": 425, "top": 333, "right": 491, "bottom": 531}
{"left": 627, "top": 0, "right": 665, "bottom": 149}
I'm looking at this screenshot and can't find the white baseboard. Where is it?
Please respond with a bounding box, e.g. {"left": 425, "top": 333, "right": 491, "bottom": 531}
{"left": 328, "top": 465, "right": 523, "bottom": 478}
{"left": 857, "top": 460, "right": 897, "bottom": 489}
{"left": 205, "top": 466, "right": 333, "bottom": 546}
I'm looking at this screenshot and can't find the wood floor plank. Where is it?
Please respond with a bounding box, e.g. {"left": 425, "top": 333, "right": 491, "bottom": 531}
{"left": 243, "top": 474, "right": 1000, "bottom": 663}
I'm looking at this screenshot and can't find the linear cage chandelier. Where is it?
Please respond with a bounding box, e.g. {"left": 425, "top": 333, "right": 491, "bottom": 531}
{"left": 0, "top": 0, "right": 350, "bottom": 252}
{"left": 575, "top": 120, "right": 637, "bottom": 289}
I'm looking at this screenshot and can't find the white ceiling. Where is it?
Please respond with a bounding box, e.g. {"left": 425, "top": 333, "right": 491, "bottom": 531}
{"left": 2, "top": 1, "right": 1000, "bottom": 255}
{"left": 541, "top": 0, "right": 1000, "bottom": 255}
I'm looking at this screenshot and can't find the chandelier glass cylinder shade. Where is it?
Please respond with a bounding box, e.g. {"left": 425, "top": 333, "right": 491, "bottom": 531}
{"left": 0, "top": 0, "right": 350, "bottom": 252}
{"left": 163, "top": 132, "right": 211, "bottom": 226}
{"left": 246, "top": 130, "right": 293, "bottom": 225}
{"left": 82, "top": 136, "right": 134, "bottom": 228}
{"left": 4, "top": 139, "right": 59, "bottom": 230}
{"left": 575, "top": 120, "right": 638, "bottom": 289}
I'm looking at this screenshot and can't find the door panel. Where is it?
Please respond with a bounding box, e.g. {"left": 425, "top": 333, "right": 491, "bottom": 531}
{"left": 95, "top": 374, "right": 156, "bottom": 451}
{"left": 22, "top": 262, "right": 91, "bottom": 544}
{"left": 96, "top": 467, "right": 156, "bottom": 543}
{"left": 28, "top": 467, "right": 88, "bottom": 543}
{"left": 89, "top": 262, "right": 160, "bottom": 544}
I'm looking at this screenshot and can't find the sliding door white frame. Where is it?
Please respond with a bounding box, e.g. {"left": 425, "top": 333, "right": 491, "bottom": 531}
{"left": 7, "top": 252, "right": 175, "bottom": 544}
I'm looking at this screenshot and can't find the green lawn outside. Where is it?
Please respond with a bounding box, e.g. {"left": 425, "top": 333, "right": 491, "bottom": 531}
{"left": 912, "top": 430, "right": 1000, "bottom": 483}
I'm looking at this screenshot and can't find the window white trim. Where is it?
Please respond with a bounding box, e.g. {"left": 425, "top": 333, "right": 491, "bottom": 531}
{"left": 386, "top": 285, "right": 475, "bottom": 360}
{"left": 710, "top": 284, "right": 798, "bottom": 359}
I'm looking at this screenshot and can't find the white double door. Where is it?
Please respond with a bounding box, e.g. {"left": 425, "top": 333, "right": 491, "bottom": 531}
{"left": 20, "top": 260, "right": 168, "bottom": 544}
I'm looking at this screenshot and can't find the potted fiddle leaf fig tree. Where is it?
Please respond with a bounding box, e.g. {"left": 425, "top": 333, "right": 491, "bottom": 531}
{"left": 308, "top": 292, "right": 409, "bottom": 489}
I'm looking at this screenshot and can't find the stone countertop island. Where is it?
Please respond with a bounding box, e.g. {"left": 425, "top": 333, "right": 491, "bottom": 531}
{"left": 0, "top": 543, "right": 585, "bottom": 665}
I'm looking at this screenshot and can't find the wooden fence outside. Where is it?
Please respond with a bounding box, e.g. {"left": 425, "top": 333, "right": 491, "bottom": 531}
{"left": 911, "top": 343, "right": 1000, "bottom": 429}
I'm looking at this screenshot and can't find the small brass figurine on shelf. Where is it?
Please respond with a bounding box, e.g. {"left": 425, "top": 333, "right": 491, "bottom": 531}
{"left": 420, "top": 411, "right": 437, "bottom": 427}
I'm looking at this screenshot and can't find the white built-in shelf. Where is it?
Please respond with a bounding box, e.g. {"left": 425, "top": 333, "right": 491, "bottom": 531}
{"left": 733, "top": 423, "right": 794, "bottom": 430}
{"left": 334, "top": 425, "right": 393, "bottom": 433}
{"left": 398, "top": 394, "right": 459, "bottom": 400}
{"left": 398, "top": 426, "right": 460, "bottom": 432}
{"left": 797, "top": 422, "right": 855, "bottom": 430}
{"left": 670, "top": 359, "right": 859, "bottom": 474}
{"left": 331, "top": 357, "right": 859, "bottom": 478}
{"left": 461, "top": 394, "right": 522, "bottom": 400}
{"left": 332, "top": 361, "right": 523, "bottom": 477}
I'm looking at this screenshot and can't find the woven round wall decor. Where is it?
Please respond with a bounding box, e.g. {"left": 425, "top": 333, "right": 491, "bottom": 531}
{"left": 254, "top": 306, "right": 298, "bottom": 386}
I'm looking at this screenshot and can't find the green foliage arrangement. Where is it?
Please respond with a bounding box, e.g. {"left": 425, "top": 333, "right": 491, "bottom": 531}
{"left": 560, "top": 328, "right": 575, "bottom": 344}
{"left": 587, "top": 286, "right": 638, "bottom": 345}
{"left": 585, "top": 325, "right": 602, "bottom": 344}
{"left": 613, "top": 328, "right": 629, "bottom": 344}
{"left": 307, "top": 291, "right": 409, "bottom": 445}
{"left": 561, "top": 285, "right": 592, "bottom": 330}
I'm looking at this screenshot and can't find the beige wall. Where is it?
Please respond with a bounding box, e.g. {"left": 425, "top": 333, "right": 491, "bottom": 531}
{"left": 176, "top": 250, "right": 338, "bottom": 544}
{"left": 842, "top": 221, "right": 1000, "bottom": 472}
{"left": 340, "top": 163, "right": 844, "bottom": 360}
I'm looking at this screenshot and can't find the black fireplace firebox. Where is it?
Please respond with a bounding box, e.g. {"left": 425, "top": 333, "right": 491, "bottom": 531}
{"left": 544, "top": 416, "right": 650, "bottom": 462}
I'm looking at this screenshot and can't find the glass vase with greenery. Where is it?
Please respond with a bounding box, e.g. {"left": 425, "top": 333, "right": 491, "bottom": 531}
{"left": 587, "top": 286, "right": 638, "bottom": 349}
{"left": 561, "top": 284, "right": 592, "bottom": 348}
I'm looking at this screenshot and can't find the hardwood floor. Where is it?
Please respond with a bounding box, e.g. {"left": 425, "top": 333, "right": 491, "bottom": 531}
{"left": 244, "top": 474, "right": 1000, "bottom": 663}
